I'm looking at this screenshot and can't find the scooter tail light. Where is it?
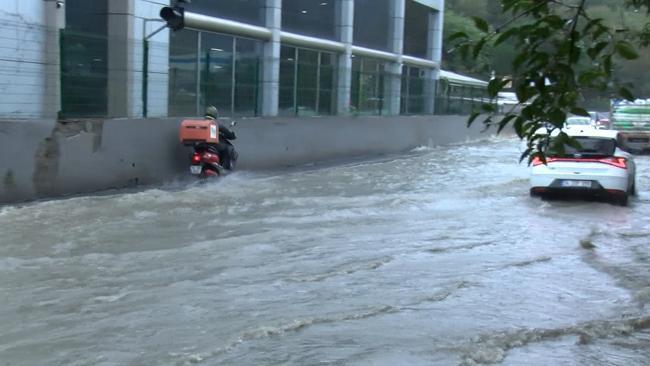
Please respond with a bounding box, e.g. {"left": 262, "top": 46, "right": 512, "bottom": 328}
{"left": 191, "top": 152, "right": 201, "bottom": 163}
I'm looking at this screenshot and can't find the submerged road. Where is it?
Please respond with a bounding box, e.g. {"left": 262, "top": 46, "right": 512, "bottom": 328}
{"left": 1, "top": 138, "right": 649, "bottom": 366}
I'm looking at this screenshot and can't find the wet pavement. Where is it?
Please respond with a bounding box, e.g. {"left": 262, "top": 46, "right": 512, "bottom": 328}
{"left": 1, "top": 138, "right": 649, "bottom": 366}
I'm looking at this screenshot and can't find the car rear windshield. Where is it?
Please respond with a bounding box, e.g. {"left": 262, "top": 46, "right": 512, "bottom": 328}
{"left": 566, "top": 117, "right": 591, "bottom": 125}
{"left": 562, "top": 137, "right": 616, "bottom": 157}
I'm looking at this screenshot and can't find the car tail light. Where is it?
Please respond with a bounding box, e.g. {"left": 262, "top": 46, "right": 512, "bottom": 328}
{"left": 191, "top": 152, "right": 201, "bottom": 164}
{"left": 532, "top": 156, "right": 627, "bottom": 169}
{"left": 531, "top": 156, "right": 556, "bottom": 166}
{"left": 599, "top": 157, "right": 627, "bottom": 169}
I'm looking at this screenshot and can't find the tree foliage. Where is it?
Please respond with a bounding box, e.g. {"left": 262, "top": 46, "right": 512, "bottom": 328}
{"left": 446, "top": 0, "right": 650, "bottom": 163}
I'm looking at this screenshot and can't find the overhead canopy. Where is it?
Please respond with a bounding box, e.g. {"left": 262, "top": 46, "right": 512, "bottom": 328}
{"left": 411, "top": 0, "right": 443, "bottom": 11}
{"left": 439, "top": 70, "right": 489, "bottom": 87}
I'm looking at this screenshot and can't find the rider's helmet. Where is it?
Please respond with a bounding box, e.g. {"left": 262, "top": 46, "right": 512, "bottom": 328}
{"left": 205, "top": 105, "right": 219, "bottom": 119}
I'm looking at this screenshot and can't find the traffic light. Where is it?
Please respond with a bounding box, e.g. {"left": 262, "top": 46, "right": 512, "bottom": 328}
{"left": 160, "top": 6, "right": 185, "bottom": 31}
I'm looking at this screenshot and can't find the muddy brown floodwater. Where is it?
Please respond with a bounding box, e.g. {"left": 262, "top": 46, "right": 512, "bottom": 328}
{"left": 1, "top": 138, "right": 649, "bottom": 366}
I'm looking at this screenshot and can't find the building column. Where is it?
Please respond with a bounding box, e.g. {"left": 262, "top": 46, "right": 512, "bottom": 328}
{"left": 45, "top": 0, "right": 65, "bottom": 119}
{"left": 425, "top": 8, "right": 444, "bottom": 114}
{"left": 385, "top": 0, "right": 405, "bottom": 116}
{"left": 107, "top": 0, "right": 136, "bottom": 118}
{"left": 260, "top": 0, "right": 281, "bottom": 117}
{"left": 335, "top": 0, "right": 354, "bottom": 115}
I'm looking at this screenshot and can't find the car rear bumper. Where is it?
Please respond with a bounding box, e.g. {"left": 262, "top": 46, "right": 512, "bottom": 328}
{"left": 530, "top": 172, "right": 629, "bottom": 192}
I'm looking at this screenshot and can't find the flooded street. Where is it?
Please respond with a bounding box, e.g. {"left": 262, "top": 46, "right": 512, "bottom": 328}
{"left": 1, "top": 138, "right": 649, "bottom": 366}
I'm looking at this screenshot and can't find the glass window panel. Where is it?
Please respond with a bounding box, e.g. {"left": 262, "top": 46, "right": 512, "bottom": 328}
{"left": 404, "top": 0, "right": 430, "bottom": 58}
{"left": 279, "top": 46, "right": 297, "bottom": 115}
{"left": 200, "top": 33, "right": 233, "bottom": 116}
{"left": 408, "top": 67, "right": 425, "bottom": 114}
{"left": 353, "top": 0, "right": 390, "bottom": 51}
{"left": 282, "top": 0, "right": 336, "bottom": 40}
{"left": 168, "top": 30, "right": 199, "bottom": 117}
{"left": 351, "top": 58, "right": 385, "bottom": 115}
{"left": 65, "top": 0, "right": 108, "bottom": 34}
{"left": 62, "top": 0, "right": 108, "bottom": 117}
{"left": 318, "top": 53, "right": 334, "bottom": 115}
{"left": 235, "top": 38, "right": 262, "bottom": 116}
{"left": 185, "top": 0, "right": 264, "bottom": 26}
{"left": 350, "top": 58, "right": 361, "bottom": 113}
{"left": 400, "top": 67, "right": 408, "bottom": 114}
{"left": 296, "top": 49, "right": 318, "bottom": 116}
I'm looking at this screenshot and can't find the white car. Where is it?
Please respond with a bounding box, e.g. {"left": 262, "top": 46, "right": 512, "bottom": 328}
{"left": 565, "top": 116, "right": 596, "bottom": 130}
{"left": 530, "top": 129, "right": 636, "bottom": 206}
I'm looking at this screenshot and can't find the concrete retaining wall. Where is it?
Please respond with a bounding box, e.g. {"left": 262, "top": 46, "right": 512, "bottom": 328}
{"left": 0, "top": 115, "right": 504, "bottom": 204}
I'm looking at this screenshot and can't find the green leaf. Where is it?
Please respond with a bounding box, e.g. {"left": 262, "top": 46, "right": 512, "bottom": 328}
{"left": 584, "top": 18, "right": 604, "bottom": 33}
{"left": 549, "top": 109, "right": 566, "bottom": 124}
{"left": 566, "top": 136, "right": 583, "bottom": 150}
{"left": 497, "top": 114, "right": 517, "bottom": 135}
{"left": 447, "top": 32, "right": 469, "bottom": 43}
{"left": 487, "top": 78, "right": 503, "bottom": 98}
{"left": 481, "top": 103, "right": 496, "bottom": 113}
{"left": 587, "top": 42, "right": 609, "bottom": 60}
{"left": 513, "top": 116, "right": 525, "bottom": 137}
{"left": 467, "top": 112, "right": 481, "bottom": 127}
{"left": 513, "top": 52, "right": 528, "bottom": 71}
{"left": 570, "top": 107, "right": 590, "bottom": 117}
{"left": 473, "top": 38, "right": 487, "bottom": 59}
{"left": 472, "top": 17, "right": 489, "bottom": 33}
{"left": 494, "top": 27, "right": 518, "bottom": 46}
{"left": 578, "top": 70, "right": 602, "bottom": 86}
{"left": 543, "top": 15, "right": 564, "bottom": 30}
{"left": 619, "top": 87, "right": 635, "bottom": 101}
{"left": 603, "top": 54, "right": 613, "bottom": 76}
{"left": 615, "top": 41, "right": 639, "bottom": 60}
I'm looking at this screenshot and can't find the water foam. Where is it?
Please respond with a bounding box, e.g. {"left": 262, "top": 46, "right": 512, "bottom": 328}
{"left": 286, "top": 256, "right": 394, "bottom": 282}
{"left": 175, "top": 282, "right": 473, "bottom": 364}
{"left": 459, "top": 315, "right": 650, "bottom": 366}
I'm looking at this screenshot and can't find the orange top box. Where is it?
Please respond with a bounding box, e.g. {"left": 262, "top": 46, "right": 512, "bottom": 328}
{"left": 179, "top": 119, "right": 219, "bottom": 145}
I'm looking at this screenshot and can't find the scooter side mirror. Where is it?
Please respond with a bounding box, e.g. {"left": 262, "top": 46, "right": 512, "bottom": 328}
{"left": 230, "top": 121, "right": 237, "bottom": 127}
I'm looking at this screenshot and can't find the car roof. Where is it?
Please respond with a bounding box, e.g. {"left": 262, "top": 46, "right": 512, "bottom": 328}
{"left": 565, "top": 129, "right": 619, "bottom": 139}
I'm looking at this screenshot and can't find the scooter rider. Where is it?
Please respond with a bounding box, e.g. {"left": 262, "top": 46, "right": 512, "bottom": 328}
{"left": 204, "top": 106, "right": 237, "bottom": 170}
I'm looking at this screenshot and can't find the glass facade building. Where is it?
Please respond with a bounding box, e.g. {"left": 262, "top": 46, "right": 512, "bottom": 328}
{"left": 162, "top": 0, "right": 456, "bottom": 119}
{"left": 279, "top": 46, "right": 335, "bottom": 116}
{"left": 49, "top": 0, "right": 488, "bottom": 120}
{"left": 168, "top": 30, "right": 262, "bottom": 117}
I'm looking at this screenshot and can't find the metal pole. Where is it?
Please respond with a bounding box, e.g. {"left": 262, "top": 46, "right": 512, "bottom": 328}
{"left": 376, "top": 63, "right": 381, "bottom": 115}
{"left": 142, "top": 40, "right": 149, "bottom": 117}
{"left": 231, "top": 37, "right": 237, "bottom": 115}
{"left": 404, "top": 66, "right": 410, "bottom": 114}
{"left": 293, "top": 47, "right": 299, "bottom": 115}
{"left": 315, "top": 51, "right": 321, "bottom": 115}
{"left": 196, "top": 31, "right": 202, "bottom": 116}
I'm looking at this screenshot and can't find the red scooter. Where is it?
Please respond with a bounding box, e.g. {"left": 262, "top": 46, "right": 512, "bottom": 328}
{"left": 180, "top": 119, "right": 237, "bottom": 178}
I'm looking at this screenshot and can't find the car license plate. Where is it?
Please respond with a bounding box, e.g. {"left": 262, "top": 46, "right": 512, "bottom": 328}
{"left": 561, "top": 180, "right": 591, "bottom": 188}
{"left": 190, "top": 165, "right": 202, "bottom": 175}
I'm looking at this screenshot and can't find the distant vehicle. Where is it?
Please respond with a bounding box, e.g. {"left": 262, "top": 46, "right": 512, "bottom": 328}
{"left": 611, "top": 99, "right": 650, "bottom": 153}
{"left": 529, "top": 129, "right": 636, "bottom": 206}
{"left": 564, "top": 116, "right": 595, "bottom": 130}
{"left": 595, "top": 112, "right": 611, "bottom": 129}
